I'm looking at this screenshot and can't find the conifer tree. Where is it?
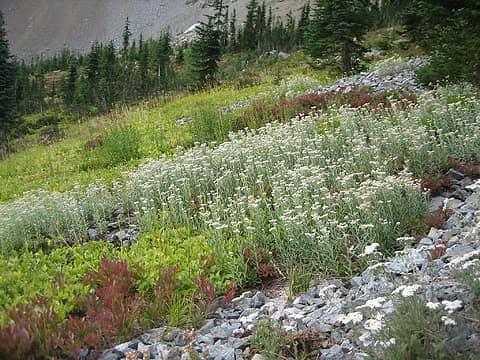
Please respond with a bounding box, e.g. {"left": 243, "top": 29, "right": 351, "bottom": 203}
{"left": 242, "top": 0, "right": 259, "bottom": 50}
{"left": 156, "top": 32, "right": 172, "bottom": 92}
{"left": 0, "top": 10, "right": 17, "bottom": 157}
{"left": 402, "top": 0, "right": 480, "bottom": 84}
{"left": 189, "top": 0, "right": 225, "bottom": 87}
{"left": 138, "top": 34, "right": 149, "bottom": 97}
{"left": 307, "top": 0, "right": 372, "bottom": 73}
{"left": 297, "top": 3, "right": 311, "bottom": 46}
{"left": 228, "top": 8, "right": 238, "bottom": 52}
{"left": 62, "top": 62, "right": 77, "bottom": 107}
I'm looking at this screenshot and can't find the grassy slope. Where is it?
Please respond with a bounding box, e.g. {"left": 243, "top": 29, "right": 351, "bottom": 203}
{"left": 0, "top": 52, "right": 333, "bottom": 202}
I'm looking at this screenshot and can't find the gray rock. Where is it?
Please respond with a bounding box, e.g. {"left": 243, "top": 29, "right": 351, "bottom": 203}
{"left": 443, "top": 198, "right": 464, "bottom": 211}
{"left": 114, "top": 339, "right": 139, "bottom": 353}
{"left": 99, "top": 350, "right": 123, "bottom": 360}
{"left": 419, "top": 237, "right": 433, "bottom": 246}
{"left": 466, "top": 193, "right": 480, "bottom": 210}
{"left": 207, "top": 344, "right": 235, "bottom": 360}
{"left": 88, "top": 228, "right": 100, "bottom": 241}
{"left": 443, "top": 244, "right": 475, "bottom": 262}
{"left": 175, "top": 116, "right": 193, "bottom": 126}
{"left": 209, "top": 325, "right": 233, "bottom": 341}
{"left": 250, "top": 292, "right": 267, "bottom": 308}
{"left": 199, "top": 319, "right": 216, "bottom": 335}
{"left": 307, "top": 319, "right": 332, "bottom": 333}
{"left": 341, "top": 339, "right": 354, "bottom": 353}
{"left": 174, "top": 332, "right": 186, "bottom": 346}
{"left": 139, "top": 327, "right": 166, "bottom": 344}
{"left": 351, "top": 276, "right": 363, "bottom": 287}
{"left": 320, "top": 345, "right": 344, "bottom": 360}
{"left": 293, "top": 294, "right": 313, "bottom": 306}
{"left": 447, "top": 168, "right": 465, "bottom": 180}
{"left": 429, "top": 196, "right": 446, "bottom": 213}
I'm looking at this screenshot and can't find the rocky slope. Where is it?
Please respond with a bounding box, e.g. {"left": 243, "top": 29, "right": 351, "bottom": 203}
{"left": 0, "top": 0, "right": 306, "bottom": 60}
{"left": 96, "top": 61, "right": 480, "bottom": 359}
{"left": 99, "top": 175, "right": 480, "bottom": 360}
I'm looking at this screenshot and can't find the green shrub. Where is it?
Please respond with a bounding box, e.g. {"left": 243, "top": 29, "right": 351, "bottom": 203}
{"left": 101, "top": 123, "right": 142, "bottom": 166}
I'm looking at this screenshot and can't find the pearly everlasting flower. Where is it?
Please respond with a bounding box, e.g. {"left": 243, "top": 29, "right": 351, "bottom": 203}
{"left": 364, "top": 319, "right": 383, "bottom": 332}
{"left": 340, "top": 312, "right": 364, "bottom": 325}
{"left": 357, "top": 297, "right": 386, "bottom": 310}
{"left": 426, "top": 302, "right": 442, "bottom": 310}
{"left": 441, "top": 316, "right": 457, "bottom": 326}
{"left": 442, "top": 300, "right": 463, "bottom": 313}
{"left": 359, "top": 243, "right": 380, "bottom": 257}
{"left": 392, "top": 284, "right": 421, "bottom": 297}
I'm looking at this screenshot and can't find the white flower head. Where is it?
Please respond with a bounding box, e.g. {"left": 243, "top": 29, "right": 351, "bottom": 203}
{"left": 357, "top": 297, "right": 386, "bottom": 310}
{"left": 442, "top": 300, "right": 463, "bottom": 313}
{"left": 426, "top": 302, "right": 442, "bottom": 310}
{"left": 441, "top": 316, "right": 457, "bottom": 326}
{"left": 364, "top": 319, "right": 383, "bottom": 332}
{"left": 359, "top": 243, "right": 380, "bottom": 257}
{"left": 392, "top": 284, "right": 421, "bottom": 297}
{"left": 340, "top": 311, "right": 364, "bottom": 325}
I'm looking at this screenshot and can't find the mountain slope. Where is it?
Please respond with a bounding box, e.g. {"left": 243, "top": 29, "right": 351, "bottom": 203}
{"left": 0, "top": 0, "right": 306, "bottom": 59}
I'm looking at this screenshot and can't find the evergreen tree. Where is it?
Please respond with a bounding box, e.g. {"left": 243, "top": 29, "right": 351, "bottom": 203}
{"left": 189, "top": 1, "right": 225, "bottom": 87}
{"left": 242, "top": 0, "right": 259, "bottom": 50}
{"left": 86, "top": 42, "right": 100, "bottom": 105}
{"left": 156, "top": 32, "right": 172, "bottom": 92}
{"left": 402, "top": 0, "right": 480, "bottom": 84}
{"left": 62, "top": 62, "right": 77, "bottom": 107}
{"left": 297, "top": 3, "right": 311, "bottom": 46}
{"left": 138, "top": 34, "right": 149, "bottom": 97}
{"left": 228, "top": 8, "right": 238, "bottom": 52}
{"left": 0, "top": 10, "right": 17, "bottom": 157}
{"left": 307, "top": 0, "right": 372, "bottom": 73}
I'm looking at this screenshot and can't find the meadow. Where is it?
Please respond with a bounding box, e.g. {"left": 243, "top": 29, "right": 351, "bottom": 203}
{"left": 1, "top": 55, "right": 479, "bottom": 358}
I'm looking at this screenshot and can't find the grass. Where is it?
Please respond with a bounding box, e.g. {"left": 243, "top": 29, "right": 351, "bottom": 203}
{"left": 0, "top": 53, "right": 334, "bottom": 203}
{"left": 1, "top": 53, "right": 479, "bottom": 358}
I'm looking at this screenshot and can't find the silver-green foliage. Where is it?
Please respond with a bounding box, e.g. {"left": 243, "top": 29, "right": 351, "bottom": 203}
{"left": 0, "top": 85, "right": 478, "bottom": 276}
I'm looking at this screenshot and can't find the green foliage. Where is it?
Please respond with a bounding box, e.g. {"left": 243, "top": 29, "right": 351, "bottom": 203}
{"left": 371, "top": 296, "right": 478, "bottom": 359}
{"left": 287, "top": 265, "right": 312, "bottom": 300}
{"left": 0, "top": 10, "right": 18, "bottom": 158}
{"left": 100, "top": 122, "right": 142, "bottom": 166}
{"left": 403, "top": 0, "right": 480, "bottom": 84}
{"left": 251, "top": 320, "right": 289, "bottom": 359}
{"left": 307, "top": 0, "right": 373, "bottom": 73}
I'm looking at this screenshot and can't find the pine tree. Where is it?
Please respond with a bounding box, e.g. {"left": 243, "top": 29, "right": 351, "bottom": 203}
{"left": 138, "top": 33, "right": 149, "bottom": 97}
{"left": 0, "top": 10, "right": 17, "bottom": 157}
{"left": 228, "top": 8, "right": 238, "bottom": 52}
{"left": 242, "top": 0, "right": 259, "bottom": 50}
{"left": 188, "top": 1, "right": 225, "bottom": 87}
{"left": 62, "top": 62, "right": 77, "bottom": 107}
{"left": 297, "top": 3, "right": 311, "bottom": 46}
{"left": 156, "top": 32, "right": 172, "bottom": 93}
{"left": 86, "top": 42, "right": 100, "bottom": 105}
{"left": 307, "top": 0, "right": 372, "bottom": 73}
{"left": 402, "top": 0, "right": 480, "bottom": 84}
{"left": 121, "top": 17, "right": 132, "bottom": 103}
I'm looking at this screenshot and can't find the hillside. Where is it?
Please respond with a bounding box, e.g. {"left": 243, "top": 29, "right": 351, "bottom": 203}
{"left": 1, "top": 1, "right": 480, "bottom": 359}
{"left": 0, "top": 0, "right": 306, "bottom": 59}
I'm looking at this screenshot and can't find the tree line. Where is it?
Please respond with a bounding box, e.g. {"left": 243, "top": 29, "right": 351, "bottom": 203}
{"left": 1, "top": 0, "right": 479, "bottom": 158}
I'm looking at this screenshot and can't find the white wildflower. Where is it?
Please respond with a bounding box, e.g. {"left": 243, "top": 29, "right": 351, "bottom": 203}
{"left": 426, "top": 302, "right": 442, "bottom": 310}
{"left": 357, "top": 297, "right": 386, "bottom": 309}
{"left": 441, "top": 316, "right": 457, "bottom": 326}
{"left": 340, "top": 312, "right": 364, "bottom": 325}
{"left": 392, "top": 284, "right": 421, "bottom": 297}
{"left": 359, "top": 243, "right": 380, "bottom": 257}
{"left": 442, "top": 300, "right": 463, "bottom": 313}
{"left": 364, "top": 319, "right": 383, "bottom": 332}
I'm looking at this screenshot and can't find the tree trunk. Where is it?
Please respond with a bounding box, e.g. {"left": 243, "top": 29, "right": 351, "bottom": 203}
{"left": 342, "top": 41, "right": 352, "bottom": 74}
{"left": 0, "top": 127, "right": 7, "bottom": 160}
